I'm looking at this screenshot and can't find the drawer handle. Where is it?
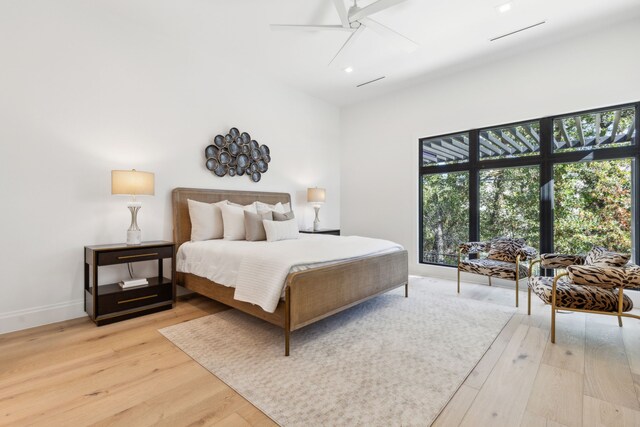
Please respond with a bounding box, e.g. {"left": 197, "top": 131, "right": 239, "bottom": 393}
{"left": 117, "top": 252, "right": 159, "bottom": 260}
{"left": 118, "top": 294, "right": 158, "bottom": 304}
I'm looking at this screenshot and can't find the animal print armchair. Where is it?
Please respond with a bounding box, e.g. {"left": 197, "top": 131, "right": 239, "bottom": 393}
{"left": 457, "top": 237, "right": 537, "bottom": 307}
{"left": 528, "top": 246, "right": 640, "bottom": 343}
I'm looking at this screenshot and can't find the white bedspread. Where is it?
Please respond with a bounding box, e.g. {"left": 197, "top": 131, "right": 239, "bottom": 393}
{"left": 177, "top": 234, "right": 403, "bottom": 313}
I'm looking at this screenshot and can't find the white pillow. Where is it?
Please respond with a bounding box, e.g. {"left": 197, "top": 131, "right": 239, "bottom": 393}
{"left": 221, "top": 202, "right": 257, "bottom": 240}
{"left": 187, "top": 199, "right": 226, "bottom": 241}
{"left": 262, "top": 218, "right": 300, "bottom": 242}
{"left": 256, "top": 201, "right": 286, "bottom": 214}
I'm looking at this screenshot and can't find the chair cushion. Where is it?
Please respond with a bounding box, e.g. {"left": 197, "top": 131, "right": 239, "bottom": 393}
{"left": 487, "top": 237, "right": 526, "bottom": 263}
{"left": 567, "top": 265, "right": 640, "bottom": 290}
{"left": 459, "top": 241, "right": 489, "bottom": 254}
{"left": 540, "top": 253, "right": 585, "bottom": 269}
{"left": 584, "top": 246, "right": 630, "bottom": 267}
{"left": 528, "top": 276, "right": 633, "bottom": 312}
{"left": 459, "top": 258, "right": 528, "bottom": 280}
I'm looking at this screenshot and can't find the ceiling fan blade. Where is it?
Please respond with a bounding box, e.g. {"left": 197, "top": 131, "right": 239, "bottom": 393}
{"left": 349, "top": 0, "right": 408, "bottom": 21}
{"left": 328, "top": 25, "right": 365, "bottom": 66}
{"left": 270, "top": 24, "right": 355, "bottom": 32}
{"left": 359, "top": 17, "right": 418, "bottom": 52}
{"left": 331, "top": 0, "right": 350, "bottom": 28}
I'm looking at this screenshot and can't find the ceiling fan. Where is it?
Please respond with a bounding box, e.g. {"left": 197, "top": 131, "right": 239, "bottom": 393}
{"left": 270, "top": 0, "right": 418, "bottom": 66}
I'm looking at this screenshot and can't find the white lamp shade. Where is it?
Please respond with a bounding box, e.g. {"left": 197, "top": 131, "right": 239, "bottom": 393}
{"left": 307, "top": 187, "right": 326, "bottom": 204}
{"left": 111, "top": 170, "right": 155, "bottom": 196}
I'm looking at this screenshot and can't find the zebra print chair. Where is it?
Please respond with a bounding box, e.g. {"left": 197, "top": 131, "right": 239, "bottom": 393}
{"left": 457, "top": 237, "right": 537, "bottom": 307}
{"left": 528, "top": 247, "right": 640, "bottom": 343}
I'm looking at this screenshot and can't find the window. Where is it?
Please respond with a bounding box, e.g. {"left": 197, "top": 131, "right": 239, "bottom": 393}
{"left": 554, "top": 107, "right": 635, "bottom": 153}
{"left": 422, "top": 172, "right": 469, "bottom": 266}
{"left": 419, "top": 103, "right": 639, "bottom": 266}
{"left": 479, "top": 122, "right": 540, "bottom": 161}
{"left": 554, "top": 159, "right": 632, "bottom": 254}
{"left": 421, "top": 132, "right": 469, "bottom": 166}
{"left": 479, "top": 166, "right": 540, "bottom": 251}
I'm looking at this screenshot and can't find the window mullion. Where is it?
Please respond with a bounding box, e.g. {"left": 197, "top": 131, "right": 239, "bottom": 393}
{"left": 469, "top": 129, "right": 479, "bottom": 243}
{"left": 540, "top": 117, "right": 554, "bottom": 256}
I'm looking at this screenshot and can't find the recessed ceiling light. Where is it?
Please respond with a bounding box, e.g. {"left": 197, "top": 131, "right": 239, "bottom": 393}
{"left": 344, "top": 67, "right": 354, "bottom": 73}
{"left": 497, "top": 2, "right": 512, "bottom": 13}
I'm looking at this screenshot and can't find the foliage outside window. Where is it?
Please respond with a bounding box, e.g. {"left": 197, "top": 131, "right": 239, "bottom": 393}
{"left": 422, "top": 173, "right": 468, "bottom": 266}
{"left": 554, "top": 159, "right": 632, "bottom": 254}
{"left": 479, "top": 167, "right": 540, "bottom": 250}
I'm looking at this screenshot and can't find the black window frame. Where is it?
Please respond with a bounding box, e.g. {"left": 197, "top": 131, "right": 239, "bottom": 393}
{"left": 418, "top": 102, "right": 640, "bottom": 267}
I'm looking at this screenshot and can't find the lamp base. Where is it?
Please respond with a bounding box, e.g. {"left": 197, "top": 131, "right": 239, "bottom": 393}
{"left": 313, "top": 206, "right": 321, "bottom": 231}
{"left": 127, "top": 230, "right": 142, "bottom": 245}
{"left": 126, "top": 202, "right": 142, "bottom": 245}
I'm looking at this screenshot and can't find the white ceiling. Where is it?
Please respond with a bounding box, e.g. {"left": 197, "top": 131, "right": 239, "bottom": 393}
{"left": 98, "top": 0, "right": 640, "bottom": 106}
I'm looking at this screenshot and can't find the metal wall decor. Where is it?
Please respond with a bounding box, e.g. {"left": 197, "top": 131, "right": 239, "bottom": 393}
{"left": 204, "top": 127, "right": 271, "bottom": 182}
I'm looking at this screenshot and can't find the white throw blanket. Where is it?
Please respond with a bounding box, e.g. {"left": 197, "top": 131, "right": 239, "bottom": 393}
{"left": 177, "top": 234, "right": 403, "bottom": 313}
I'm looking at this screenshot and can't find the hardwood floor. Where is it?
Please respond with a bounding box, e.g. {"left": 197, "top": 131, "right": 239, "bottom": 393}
{"left": 431, "top": 277, "right": 640, "bottom": 427}
{"left": 1, "top": 278, "right": 639, "bottom": 426}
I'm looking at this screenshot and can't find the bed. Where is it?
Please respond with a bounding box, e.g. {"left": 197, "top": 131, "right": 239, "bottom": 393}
{"left": 172, "top": 187, "right": 409, "bottom": 355}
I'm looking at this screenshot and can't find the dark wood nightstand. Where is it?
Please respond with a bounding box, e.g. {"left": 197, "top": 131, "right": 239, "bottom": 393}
{"left": 84, "top": 241, "right": 175, "bottom": 326}
{"left": 300, "top": 228, "right": 340, "bottom": 236}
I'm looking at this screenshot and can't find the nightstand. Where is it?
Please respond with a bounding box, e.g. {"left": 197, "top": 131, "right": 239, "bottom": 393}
{"left": 84, "top": 241, "right": 175, "bottom": 326}
{"left": 300, "top": 228, "right": 340, "bottom": 236}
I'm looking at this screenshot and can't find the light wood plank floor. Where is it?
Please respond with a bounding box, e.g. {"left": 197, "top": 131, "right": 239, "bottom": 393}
{"left": 1, "top": 278, "right": 639, "bottom": 426}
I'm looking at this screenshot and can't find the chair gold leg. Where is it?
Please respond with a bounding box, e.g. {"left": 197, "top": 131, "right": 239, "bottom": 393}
{"left": 617, "top": 286, "right": 624, "bottom": 327}
{"left": 515, "top": 255, "right": 520, "bottom": 308}
{"left": 551, "top": 306, "right": 556, "bottom": 343}
{"left": 527, "top": 257, "right": 541, "bottom": 317}
{"left": 550, "top": 273, "right": 567, "bottom": 344}
{"left": 457, "top": 250, "right": 461, "bottom": 294}
{"left": 488, "top": 276, "right": 492, "bottom": 286}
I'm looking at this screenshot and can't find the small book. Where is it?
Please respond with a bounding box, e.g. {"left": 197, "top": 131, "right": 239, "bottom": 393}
{"left": 120, "top": 278, "right": 149, "bottom": 289}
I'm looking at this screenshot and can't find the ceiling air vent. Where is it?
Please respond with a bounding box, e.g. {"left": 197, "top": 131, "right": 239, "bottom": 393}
{"left": 490, "top": 21, "right": 546, "bottom": 42}
{"left": 356, "top": 76, "right": 386, "bottom": 88}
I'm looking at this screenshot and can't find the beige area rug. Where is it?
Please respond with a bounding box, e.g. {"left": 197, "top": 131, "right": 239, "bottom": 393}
{"left": 159, "top": 281, "right": 514, "bottom": 426}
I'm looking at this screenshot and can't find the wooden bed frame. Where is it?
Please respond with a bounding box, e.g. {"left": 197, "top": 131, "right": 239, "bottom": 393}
{"left": 172, "top": 187, "right": 409, "bottom": 355}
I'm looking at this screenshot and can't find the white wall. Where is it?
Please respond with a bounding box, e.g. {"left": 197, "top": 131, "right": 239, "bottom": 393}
{"left": 340, "top": 18, "right": 640, "bottom": 282}
{"left": 0, "top": 1, "right": 340, "bottom": 333}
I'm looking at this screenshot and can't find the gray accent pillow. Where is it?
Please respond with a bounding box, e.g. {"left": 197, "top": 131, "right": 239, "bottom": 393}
{"left": 244, "top": 210, "right": 273, "bottom": 241}
{"left": 273, "top": 210, "right": 295, "bottom": 221}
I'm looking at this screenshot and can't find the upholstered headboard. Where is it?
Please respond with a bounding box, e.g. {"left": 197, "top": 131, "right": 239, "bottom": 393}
{"left": 172, "top": 187, "right": 291, "bottom": 249}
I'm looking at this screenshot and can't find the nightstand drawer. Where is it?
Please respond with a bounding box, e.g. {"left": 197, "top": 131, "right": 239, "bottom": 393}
{"left": 300, "top": 229, "right": 340, "bottom": 236}
{"left": 97, "top": 284, "right": 172, "bottom": 316}
{"left": 97, "top": 245, "right": 173, "bottom": 266}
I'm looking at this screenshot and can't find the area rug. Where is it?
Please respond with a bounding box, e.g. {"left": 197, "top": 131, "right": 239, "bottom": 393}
{"left": 159, "top": 281, "right": 514, "bottom": 426}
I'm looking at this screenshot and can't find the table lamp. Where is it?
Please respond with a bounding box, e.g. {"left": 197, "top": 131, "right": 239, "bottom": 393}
{"left": 111, "top": 169, "right": 155, "bottom": 245}
{"left": 307, "top": 187, "right": 326, "bottom": 231}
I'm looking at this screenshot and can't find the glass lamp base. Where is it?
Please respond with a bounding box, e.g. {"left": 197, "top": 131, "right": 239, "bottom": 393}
{"left": 313, "top": 206, "right": 321, "bottom": 231}
{"left": 126, "top": 203, "right": 142, "bottom": 245}
{"left": 127, "top": 230, "right": 142, "bottom": 245}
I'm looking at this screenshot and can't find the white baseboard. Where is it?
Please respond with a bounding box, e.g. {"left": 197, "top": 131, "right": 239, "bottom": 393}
{"left": 0, "top": 299, "right": 85, "bottom": 335}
